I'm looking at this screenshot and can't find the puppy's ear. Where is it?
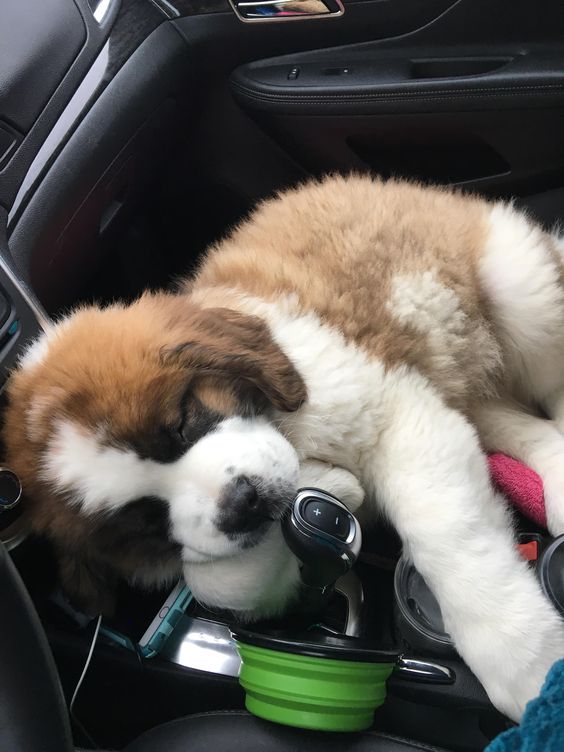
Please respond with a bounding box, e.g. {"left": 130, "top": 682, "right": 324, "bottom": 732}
{"left": 166, "top": 307, "right": 307, "bottom": 412}
{"left": 57, "top": 548, "right": 117, "bottom": 618}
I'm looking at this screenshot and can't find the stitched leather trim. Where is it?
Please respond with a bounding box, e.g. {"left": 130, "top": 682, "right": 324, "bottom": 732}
{"left": 231, "top": 80, "right": 564, "bottom": 106}
{"left": 368, "top": 731, "right": 450, "bottom": 752}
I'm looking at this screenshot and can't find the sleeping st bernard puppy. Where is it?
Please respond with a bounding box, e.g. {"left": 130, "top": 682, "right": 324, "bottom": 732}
{"left": 4, "top": 175, "right": 564, "bottom": 720}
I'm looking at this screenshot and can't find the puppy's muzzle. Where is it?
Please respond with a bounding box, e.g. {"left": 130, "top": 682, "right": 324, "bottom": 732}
{"left": 217, "top": 475, "right": 292, "bottom": 539}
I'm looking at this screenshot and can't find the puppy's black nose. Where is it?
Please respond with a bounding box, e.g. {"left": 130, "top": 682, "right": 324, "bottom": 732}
{"left": 232, "top": 475, "right": 260, "bottom": 511}
{"left": 217, "top": 475, "right": 272, "bottom": 537}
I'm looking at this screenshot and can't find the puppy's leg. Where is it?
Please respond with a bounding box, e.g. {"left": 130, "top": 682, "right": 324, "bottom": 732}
{"left": 474, "top": 399, "right": 564, "bottom": 536}
{"left": 370, "top": 372, "right": 564, "bottom": 721}
{"left": 299, "top": 459, "right": 365, "bottom": 512}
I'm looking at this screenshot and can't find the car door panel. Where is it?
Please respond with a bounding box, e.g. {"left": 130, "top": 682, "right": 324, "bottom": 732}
{"left": 229, "top": 43, "right": 564, "bottom": 195}
{"left": 224, "top": 0, "right": 564, "bottom": 198}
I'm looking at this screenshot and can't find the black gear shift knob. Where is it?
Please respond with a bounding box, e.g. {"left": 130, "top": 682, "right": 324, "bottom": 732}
{"left": 283, "top": 488, "right": 362, "bottom": 591}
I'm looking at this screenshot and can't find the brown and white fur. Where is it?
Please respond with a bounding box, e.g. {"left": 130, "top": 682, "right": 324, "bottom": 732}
{"left": 5, "top": 175, "right": 564, "bottom": 721}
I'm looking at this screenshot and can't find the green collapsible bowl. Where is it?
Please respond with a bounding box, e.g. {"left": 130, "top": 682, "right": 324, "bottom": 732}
{"left": 233, "top": 629, "right": 398, "bottom": 732}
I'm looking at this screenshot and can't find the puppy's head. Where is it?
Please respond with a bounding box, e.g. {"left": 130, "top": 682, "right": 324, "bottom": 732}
{"left": 4, "top": 294, "right": 306, "bottom": 615}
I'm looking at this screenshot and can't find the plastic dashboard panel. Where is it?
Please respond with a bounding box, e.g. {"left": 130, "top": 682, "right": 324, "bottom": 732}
{"left": 8, "top": 19, "right": 193, "bottom": 310}
{"left": 0, "top": 0, "right": 123, "bottom": 212}
{"left": 0, "top": 0, "right": 174, "bottom": 217}
{"left": 0, "top": 0, "right": 86, "bottom": 135}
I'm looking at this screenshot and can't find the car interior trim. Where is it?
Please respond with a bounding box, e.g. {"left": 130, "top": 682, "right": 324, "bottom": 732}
{"left": 0, "top": 254, "right": 50, "bottom": 332}
{"left": 7, "top": 43, "right": 111, "bottom": 228}
{"left": 395, "top": 659, "right": 455, "bottom": 685}
{"left": 229, "top": 0, "right": 344, "bottom": 24}
{"left": 92, "top": 0, "right": 115, "bottom": 22}
{"left": 148, "top": 0, "right": 181, "bottom": 18}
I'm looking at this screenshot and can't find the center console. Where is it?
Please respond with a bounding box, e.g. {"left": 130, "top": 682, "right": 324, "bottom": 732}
{"left": 91, "top": 491, "right": 519, "bottom": 750}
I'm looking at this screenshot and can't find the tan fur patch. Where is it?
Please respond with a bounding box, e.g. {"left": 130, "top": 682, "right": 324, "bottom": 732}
{"left": 187, "top": 175, "right": 501, "bottom": 407}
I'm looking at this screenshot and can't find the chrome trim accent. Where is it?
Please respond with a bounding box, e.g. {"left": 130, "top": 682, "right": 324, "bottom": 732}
{"left": 8, "top": 43, "right": 110, "bottom": 227}
{"left": 333, "top": 569, "right": 364, "bottom": 637}
{"left": 229, "top": 0, "right": 343, "bottom": 23}
{"left": 238, "top": 0, "right": 317, "bottom": 6}
{"left": 92, "top": 0, "right": 113, "bottom": 22}
{"left": 148, "top": 0, "right": 181, "bottom": 17}
{"left": 2, "top": 517, "right": 31, "bottom": 551}
{"left": 0, "top": 469, "right": 22, "bottom": 512}
{"left": 395, "top": 657, "right": 455, "bottom": 684}
{"left": 161, "top": 615, "right": 241, "bottom": 677}
{"left": 0, "top": 254, "right": 50, "bottom": 331}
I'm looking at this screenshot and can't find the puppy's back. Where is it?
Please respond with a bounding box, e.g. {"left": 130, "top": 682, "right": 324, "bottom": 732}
{"left": 189, "top": 175, "right": 499, "bottom": 407}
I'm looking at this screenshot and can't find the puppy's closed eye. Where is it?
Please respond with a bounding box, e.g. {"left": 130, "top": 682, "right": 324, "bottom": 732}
{"left": 164, "top": 307, "right": 307, "bottom": 413}
{"left": 177, "top": 394, "right": 223, "bottom": 447}
{"left": 125, "top": 423, "right": 187, "bottom": 464}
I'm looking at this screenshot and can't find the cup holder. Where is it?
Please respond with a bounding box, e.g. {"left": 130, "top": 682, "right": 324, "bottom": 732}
{"left": 393, "top": 556, "right": 455, "bottom": 657}
{"left": 394, "top": 534, "right": 564, "bottom": 656}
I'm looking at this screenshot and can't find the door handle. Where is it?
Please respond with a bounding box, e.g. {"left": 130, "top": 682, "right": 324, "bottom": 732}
{"left": 230, "top": 0, "right": 344, "bottom": 23}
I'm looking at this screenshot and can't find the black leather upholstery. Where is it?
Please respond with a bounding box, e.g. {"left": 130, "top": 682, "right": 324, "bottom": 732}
{"left": 0, "top": 542, "right": 74, "bottom": 752}
{"left": 125, "top": 711, "right": 451, "bottom": 752}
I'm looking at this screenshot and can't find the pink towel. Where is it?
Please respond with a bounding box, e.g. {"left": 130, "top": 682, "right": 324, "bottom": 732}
{"left": 488, "top": 453, "right": 547, "bottom": 528}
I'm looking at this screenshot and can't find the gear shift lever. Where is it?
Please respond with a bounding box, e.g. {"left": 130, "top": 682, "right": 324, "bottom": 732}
{"left": 234, "top": 492, "right": 399, "bottom": 733}
{"left": 282, "top": 488, "right": 362, "bottom": 591}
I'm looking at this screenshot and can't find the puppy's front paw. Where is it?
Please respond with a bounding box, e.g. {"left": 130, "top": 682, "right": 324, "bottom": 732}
{"left": 484, "top": 645, "right": 564, "bottom": 722}
{"left": 462, "top": 602, "right": 564, "bottom": 721}
{"left": 299, "top": 460, "right": 365, "bottom": 512}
